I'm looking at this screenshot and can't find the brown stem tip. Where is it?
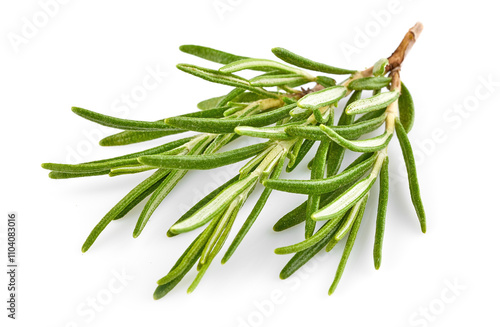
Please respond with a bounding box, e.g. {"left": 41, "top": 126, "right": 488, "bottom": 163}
{"left": 387, "top": 22, "right": 423, "bottom": 72}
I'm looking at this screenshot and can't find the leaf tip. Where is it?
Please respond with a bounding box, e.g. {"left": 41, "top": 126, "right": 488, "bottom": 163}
{"left": 178, "top": 44, "right": 190, "bottom": 52}
{"left": 168, "top": 225, "right": 181, "bottom": 235}
{"left": 176, "top": 63, "right": 190, "bottom": 72}
{"left": 98, "top": 138, "right": 109, "bottom": 146}
{"left": 420, "top": 222, "right": 427, "bottom": 234}
{"left": 271, "top": 47, "right": 283, "bottom": 54}
{"left": 272, "top": 222, "right": 283, "bottom": 232}
{"left": 233, "top": 126, "right": 243, "bottom": 135}
{"left": 136, "top": 156, "right": 152, "bottom": 166}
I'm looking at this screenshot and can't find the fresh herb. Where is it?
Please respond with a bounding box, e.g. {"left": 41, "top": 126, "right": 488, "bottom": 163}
{"left": 43, "top": 23, "right": 426, "bottom": 298}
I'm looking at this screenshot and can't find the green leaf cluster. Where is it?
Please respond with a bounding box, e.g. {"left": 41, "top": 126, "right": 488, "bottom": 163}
{"left": 43, "top": 40, "right": 425, "bottom": 299}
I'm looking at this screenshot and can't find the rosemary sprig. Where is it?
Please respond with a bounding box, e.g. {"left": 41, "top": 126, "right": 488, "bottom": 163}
{"left": 43, "top": 22, "right": 427, "bottom": 299}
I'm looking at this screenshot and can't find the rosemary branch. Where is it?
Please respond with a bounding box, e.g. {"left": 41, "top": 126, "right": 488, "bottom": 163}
{"left": 43, "top": 22, "right": 427, "bottom": 299}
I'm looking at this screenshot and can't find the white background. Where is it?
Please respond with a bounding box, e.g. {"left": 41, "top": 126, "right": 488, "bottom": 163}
{"left": 1, "top": 1, "right": 499, "bottom": 326}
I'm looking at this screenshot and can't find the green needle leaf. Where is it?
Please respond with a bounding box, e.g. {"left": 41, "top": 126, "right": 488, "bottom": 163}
{"left": 71, "top": 107, "right": 175, "bottom": 131}
{"left": 99, "top": 130, "right": 180, "bottom": 146}
{"left": 272, "top": 151, "right": 373, "bottom": 232}
{"left": 109, "top": 165, "right": 153, "bottom": 176}
{"left": 297, "top": 86, "right": 347, "bottom": 110}
{"left": 99, "top": 104, "right": 232, "bottom": 144}
{"left": 373, "top": 58, "right": 389, "bottom": 76}
{"left": 215, "top": 88, "right": 245, "bottom": 107}
{"left": 282, "top": 96, "right": 297, "bottom": 105}
{"left": 285, "top": 113, "right": 386, "bottom": 141}
{"left": 200, "top": 199, "right": 240, "bottom": 265}
{"left": 169, "top": 174, "right": 258, "bottom": 234}
{"left": 187, "top": 202, "right": 240, "bottom": 293}
{"left": 165, "top": 103, "right": 295, "bottom": 134}
{"left": 81, "top": 169, "right": 171, "bottom": 253}
{"left": 133, "top": 169, "right": 188, "bottom": 237}
{"left": 48, "top": 170, "right": 110, "bottom": 179}
{"left": 42, "top": 137, "right": 193, "bottom": 174}
{"left": 177, "top": 64, "right": 277, "bottom": 98}
{"left": 44, "top": 159, "right": 137, "bottom": 174}
{"left": 271, "top": 47, "right": 356, "bottom": 75}
{"left": 167, "top": 175, "right": 240, "bottom": 237}
{"left": 305, "top": 140, "right": 329, "bottom": 238}
{"left": 289, "top": 106, "right": 312, "bottom": 120}
{"left": 311, "top": 175, "right": 375, "bottom": 222}
{"left": 275, "top": 213, "right": 344, "bottom": 255}
{"left": 328, "top": 195, "right": 368, "bottom": 295}
{"left": 239, "top": 145, "right": 275, "bottom": 177}
{"left": 233, "top": 91, "right": 269, "bottom": 103}
{"left": 264, "top": 152, "right": 376, "bottom": 195}
{"left": 354, "top": 108, "right": 387, "bottom": 123}
{"left": 153, "top": 234, "right": 202, "bottom": 300}
{"left": 320, "top": 124, "right": 393, "bottom": 152}
{"left": 138, "top": 142, "right": 271, "bottom": 170}
{"left": 250, "top": 73, "right": 310, "bottom": 87}
{"left": 334, "top": 195, "right": 366, "bottom": 241}
{"left": 220, "top": 58, "right": 306, "bottom": 76}
{"left": 399, "top": 82, "right": 415, "bottom": 132}
{"left": 132, "top": 136, "right": 214, "bottom": 237}
{"left": 223, "top": 106, "right": 245, "bottom": 117}
{"left": 286, "top": 139, "right": 315, "bottom": 172}
{"left": 114, "top": 176, "right": 167, "bottom": 220}
{"left": 313, "top": 107, "right": 329, "bottom": 124}
{"left": 348, "top": 76, "right": 392, "bottom": 91}
{"left": 153, "top": 232, "right": 204, "bottom": 300}
{"left": 197, "top": 95, "right": 226, "bottom": 110}
{"left": 316, "top": 76, "right": 337, "bottom": 87}
{"left": 279, "top": 221, "right": 339, "bottom": 280}
{"left": 235, "top": 124, "right": 295, "bottom": 140}
{"left": 157, "top": 218, "right": 219, "bottom": 285}
{"left": 373, "top": 156, "right": 389, "bottom": 269}
{"left": 326, "top": 91, "right": 361, "bottom": 177}
{"left": 178, "top": 106, "right": 230, "bottom": 118}
{"left": 395, "top": 118, "right": 426, "bottom": 233}
{"left": 96, "top": 107, "right": 229, "bottom": 144}
{"left": 202, "top": 133, "right": 237, "bottom": 154}
{"left": 179, "top": 45, "right": 248, "bottom": 64}
{"left": 345, "top": 91, "right": 399, "bottom": 115}
{"left": 273, "top": 188, "right": 345, "bottom": 232}
{"left": 325, "top": 233, "right": 339, "bottom": 252}
{"left": 177, "top": 63, "right": 250, "bottom": 86}
{"left": 222, "top": 155, "right": 286, "bottom": 264}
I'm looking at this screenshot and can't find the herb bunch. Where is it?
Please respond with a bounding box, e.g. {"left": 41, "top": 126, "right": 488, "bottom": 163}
{"left": 43, "top": 22, "right": 426, "bottom": 299}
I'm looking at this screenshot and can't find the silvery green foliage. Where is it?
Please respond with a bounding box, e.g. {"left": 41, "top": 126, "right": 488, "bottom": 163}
{"left": 43, "top": 34, "right": 425, "bottom": 299}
